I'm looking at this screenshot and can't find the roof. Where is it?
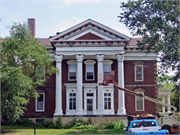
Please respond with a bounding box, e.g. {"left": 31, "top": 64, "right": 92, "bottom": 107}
{"left": 38, "top": 38, "right": 53, "bottom": 49}
{"left": 129, "top": 38, "right": 143, "bottom": 46}
{"left": 49, "top": 19, "right": 131, "bottom": 42}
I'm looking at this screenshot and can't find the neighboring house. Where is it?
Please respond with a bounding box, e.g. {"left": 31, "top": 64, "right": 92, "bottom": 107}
{"left": 24, "top": 18, "right": 158, "bottom": 123}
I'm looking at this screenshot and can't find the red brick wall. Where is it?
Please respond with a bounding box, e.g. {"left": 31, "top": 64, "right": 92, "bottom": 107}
{"left": 124, "top": 60, "right": 155, "bottom": 84}
{"left": 124, "top": 60, "right": 157, "bottom": 115}
{"left": 124, "top": 87, "right": 157, "bottom": 115}
{"left": 24, "top": 86, "right": 55, "bottom": 118}
{"left": 24, "top": 59, "right": 157, "bottom": 117}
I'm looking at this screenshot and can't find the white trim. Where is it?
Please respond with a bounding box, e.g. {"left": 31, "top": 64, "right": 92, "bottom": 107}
{"left": 68, "top": 29, "right": 112, "bottom": 40}
{"left": 56, "top": 47, "right": 124, "bottom": 56}
{"left": 84, "top": 60, "right": 96, "bottom": 81}
{"left": 103, "top": 60, "right": 113, "bottom": 65}
{"left": 135, "top": 92, "right": 144, "bottom": 111}
{"left": 36, "top": 93, "right": 45, "bottom": 112}
{"left": 125, "top": 53, "right": 157, "bottom": 60}
{"left": 84, "top": 86, "right": 97, "bottom": 115}
{"left": 103, "top": 86, "right": 114, "bottom": 114}
{"left": 135, "top": 65, "right": 144, "bottom": 81}
{"left": 65, "top": 87, "right": 77, "bottom": 115}
{"left": 49, "top": 19, "right": 130, "bottom": 41}
{"left": 67, "top": 60, "right": 77, "bottom": 81}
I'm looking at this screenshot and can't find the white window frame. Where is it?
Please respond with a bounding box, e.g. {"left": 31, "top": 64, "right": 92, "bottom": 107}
{"left": 103, "top": 86, "right": 114, "bottom": 114}
{"left": 83, "top": 85, "right": 97, "bottom": 115}
{"left": 36, "top": 93, "right": 45, "bottom": 112}
{"left": 64, "top": 83, "right": 77, "bottom": 115}
{"left": 67, "top": 60, "right": 77, "bottom": 81}
{"left": 135, "top": 65, "right": 144, "bottom": 81}
{"left": 135, "top": 92, "right": 144, "bottom": 111}
{"left": 103, "top": 60, "right": 113, "bottom": 74}
{"left": 84, "top": 60, "right": 96, "bottom": 81}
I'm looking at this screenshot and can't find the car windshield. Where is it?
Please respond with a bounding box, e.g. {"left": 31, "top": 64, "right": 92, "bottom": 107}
{"left": 132, "top": 121, "right": 156, "bottom": 128}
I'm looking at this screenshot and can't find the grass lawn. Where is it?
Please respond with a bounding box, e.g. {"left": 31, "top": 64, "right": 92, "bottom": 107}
{"left": 1, "top": 126, "right": 125, "bottom": 135}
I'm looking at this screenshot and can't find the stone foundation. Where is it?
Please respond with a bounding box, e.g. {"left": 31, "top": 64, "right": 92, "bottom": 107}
{"left": 53, "top": 115, "right": 127, "bottom": 126}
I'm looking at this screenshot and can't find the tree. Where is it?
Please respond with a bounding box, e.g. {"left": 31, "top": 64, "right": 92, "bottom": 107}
{"left": 1, "top": 22, "right": 57, "bottom": 123}
{"left": 119, "top": 0, "right": 179, "bottom": 82}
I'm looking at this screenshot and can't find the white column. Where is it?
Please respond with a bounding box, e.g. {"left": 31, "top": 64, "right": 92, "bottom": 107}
{"left": 117, "top": 54, "right": 126, "bottom": 115}
{"left": 162, "top": 96, "right": 165, "bottom": 113}
{"left": 96, "top": 54, "right": 104, "bottom": 114}
{"left": 75, "top": 54, "right": 84, "bottom": 115}
{"left": 54, "top": 55, "right": 63, "bottom": 116}
{"left": 167, "top": 94, "right": 171, "bottom": 112}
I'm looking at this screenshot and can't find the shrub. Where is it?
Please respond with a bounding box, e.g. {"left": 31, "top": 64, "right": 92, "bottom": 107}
{"left": 21, "top": 118, "right": 33, "bottom": 127}
{"left": 43, "top": 120, "right": 54, "bottom": 128}
{"left": 54, "top": 116, "right": 62, "bottom": 129}
{"left": 114, "top": 120, "right": 125, "bottom": 129}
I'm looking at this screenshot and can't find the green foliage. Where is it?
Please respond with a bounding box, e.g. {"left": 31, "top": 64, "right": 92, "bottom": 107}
{"left": 0, "top": 22, "right": 58, "bottom": 123}
{"left": 99, "top": 120, "right": 125, "bottom": 129}
{"left": 63, "top": 117, "right": 95, "bottom": 129}
{"left": 54, "top": 116, "right": 62, "bottom": 129}
{"left": 20, "top": 118, "right": 33, "bottom": 127}
{"left": 119, "top": 0, "right": 179, "bottom": 84}
{"left": 160, "top": 113, "right": 165, "bottom": 117}
{"left": 114, "top": 121, "right": 126, "bottom": 129}
{"left": 158, "top": 75, "right": 179, "bottom": 112}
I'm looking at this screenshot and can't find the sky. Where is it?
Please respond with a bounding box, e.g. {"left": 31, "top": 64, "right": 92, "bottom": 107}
{"left": 0, "top": 0, "right": 133, "bottom": 38}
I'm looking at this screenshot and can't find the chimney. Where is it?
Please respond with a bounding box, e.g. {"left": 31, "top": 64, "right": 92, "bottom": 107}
{"left": 28, "top": 18, "right": 36, "bottom": 37}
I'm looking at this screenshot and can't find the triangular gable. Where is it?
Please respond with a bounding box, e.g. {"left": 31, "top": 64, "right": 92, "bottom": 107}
{"left": 76, "top": 32, "right": 104, "bottom": 40}
{"left": 49, "top": 19, "right": 131, "bottom": 42}
{"left": 67, "top": 29, "right": 113, "bottom": 40}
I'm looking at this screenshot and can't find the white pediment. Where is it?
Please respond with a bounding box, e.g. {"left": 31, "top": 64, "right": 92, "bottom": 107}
{"left": 67, "top": 29, "right": 112, "bottom": 40}
{"left": 49, "top": 19, "right": 131, "bottom": 42}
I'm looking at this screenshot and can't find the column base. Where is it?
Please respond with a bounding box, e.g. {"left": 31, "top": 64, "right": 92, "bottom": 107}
{"left": 54, "top": 109, "right": 63, "bottom": 116}
{"left": 117, "top": 108, "right": 127, "bottom": 115}
{"left": 96, "top": 109, "right": 104, "bottom": 115}
{"left": 75, "top": 109, "right": 84, "bottom": 115}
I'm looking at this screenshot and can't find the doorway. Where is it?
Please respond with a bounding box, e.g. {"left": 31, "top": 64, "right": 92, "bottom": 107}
{"left": 87, "top": 98, "right": 93, "bottom": 115}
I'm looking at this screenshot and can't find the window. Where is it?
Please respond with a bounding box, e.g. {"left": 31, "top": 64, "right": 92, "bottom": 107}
{"left": 103, "top": 60, "right": 113, "bottom": 74}
{"left": 69, "top": 65, "right": 76, "bottom": 80}
{"left": 86, "top": 65, "right": 94, "bottom": 80}
{"left": 103, "top": 65, "right": 111, "bottom": 74}
{"left": 135, "top": 65, "right": 143, "bottom": 81}
{"left": 104, "top": 93, "right": 111, "bottom": 109}
{"left": 134, "top": 61, "right": 145, "bottom": 81}
{"left": 36, "top": 66, "right": 45, "bottom": 81}
{"left": 136, "top": 92, "right": 144, "bottom": 111}
{"left": 36, "top": 93, "right": 45, "bottom": 112}
{"left": 84, "top": 60, "right": 96, "bottom": 81}
{"left": 69, "top": 93, "right": 76, "bottom": 110}
{"left": 67, "top": 60, "right": 77, "bottom": 81}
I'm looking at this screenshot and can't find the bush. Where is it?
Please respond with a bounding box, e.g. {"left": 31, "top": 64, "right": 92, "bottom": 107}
{"left": 114, "top": 121, "right": 125, "bottom": 129}
{"left": 54, "top": 116, "right": 62, "bottom": 129}
{"left": 43, "top": 120, "right": 54, "bottom": 128}
{"left": 21, "top": 118, "right": 33, "bottom": 127}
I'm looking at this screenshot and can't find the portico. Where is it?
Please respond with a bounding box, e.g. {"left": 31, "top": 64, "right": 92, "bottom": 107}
{"left": 158, "top": 89, "right": 172, "bottom": 113}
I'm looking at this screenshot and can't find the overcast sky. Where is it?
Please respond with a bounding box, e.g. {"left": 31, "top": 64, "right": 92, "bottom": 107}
{"left": 0, "top": 0, "right": 133, "bottom": 38}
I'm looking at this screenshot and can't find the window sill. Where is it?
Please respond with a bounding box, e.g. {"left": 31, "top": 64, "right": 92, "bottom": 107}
{"left": 36, "top": 110, "right": 45, "bottom": 112}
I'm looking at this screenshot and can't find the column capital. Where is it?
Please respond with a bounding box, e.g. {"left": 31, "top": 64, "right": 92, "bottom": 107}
{"left": 96, "top": 54, "right": 104, "bottom": 62}
{"left": 55, "top": 55, "right": 63, "bottom": 62}
{"left": 76, "top": 54, "right": 84, "bottom": 62}
{"left": 117, "top": 54, "right": 125, "bottom": 62}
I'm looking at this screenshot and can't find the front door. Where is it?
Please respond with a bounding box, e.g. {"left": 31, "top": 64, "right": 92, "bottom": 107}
{"left": 87, "top": 99, "right": 93, "bottom": 115}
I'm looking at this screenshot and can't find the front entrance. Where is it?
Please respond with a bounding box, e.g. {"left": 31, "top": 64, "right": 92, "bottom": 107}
{"left": 87, "top": 99, "right": 93, "bottom": 115}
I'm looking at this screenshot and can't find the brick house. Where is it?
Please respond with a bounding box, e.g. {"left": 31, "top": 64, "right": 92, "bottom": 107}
{"left": 24, "top": 18, "right": 158, "bottom": 123}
